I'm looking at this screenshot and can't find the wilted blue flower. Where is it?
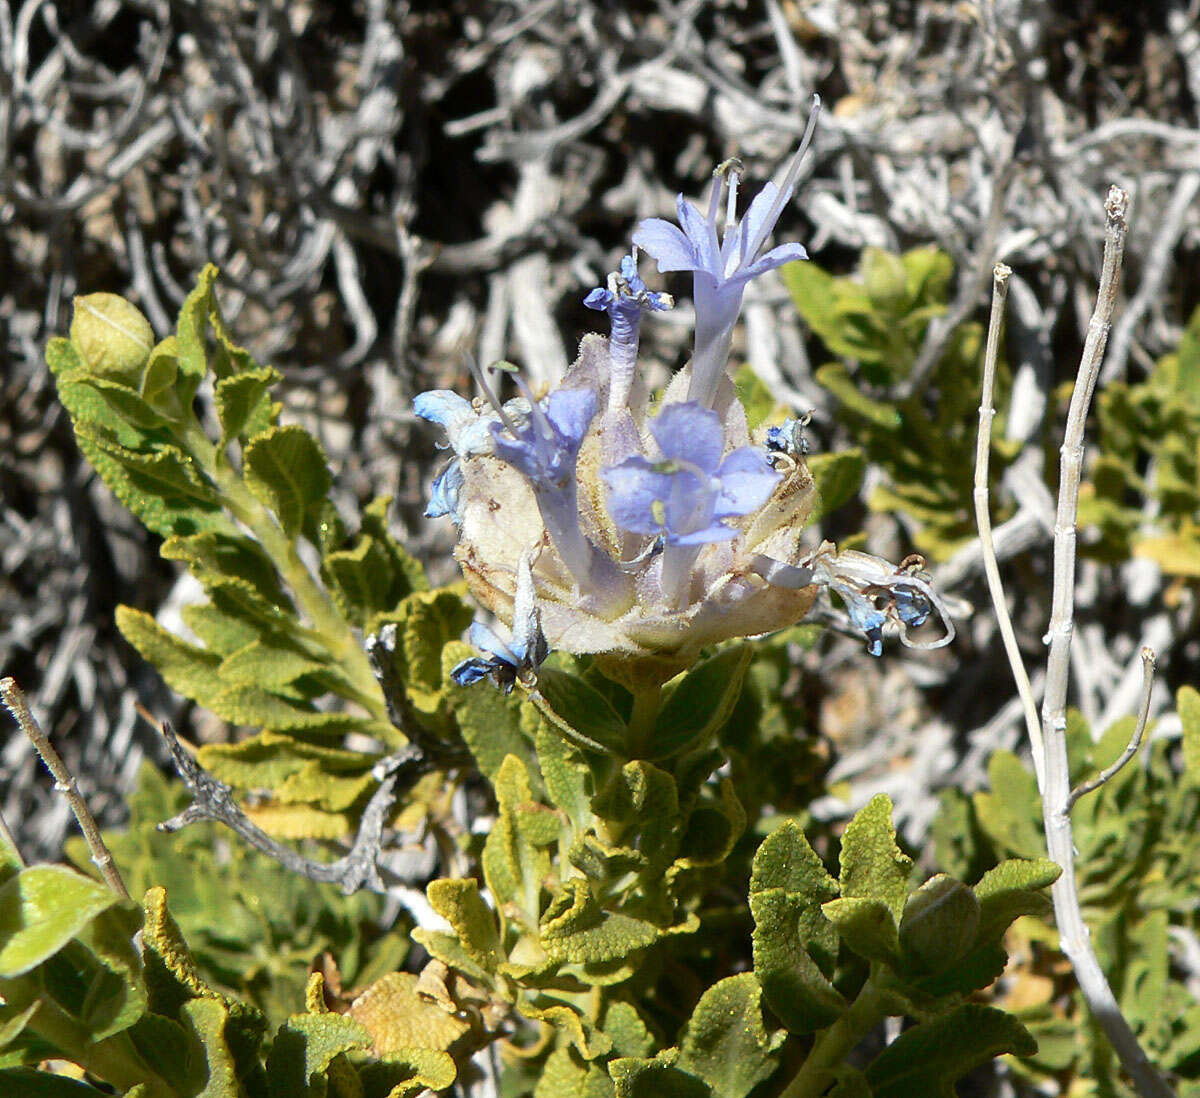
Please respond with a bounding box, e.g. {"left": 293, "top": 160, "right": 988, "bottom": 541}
{"left": 807, "top": 546, "right": 952, "bottom": 658}
{"left": 634, "top": 101, "right": 819, "bottom": 409}
{"left": 425, "top": 459, "right": 465, "bottom": 521}
{"left": 585, "top": 253, "right": 672, "bottom": 416}
{"left": 766, "top": 415, "right": 812, "bottom": 458}
{"left": 451, "top": 553, "right": 549, "bottom": 692}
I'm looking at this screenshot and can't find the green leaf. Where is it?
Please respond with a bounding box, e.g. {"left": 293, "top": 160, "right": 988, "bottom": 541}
{"left": 604, "top": 1002, "right": 655, "bottom": 1059}
{"left": 734, "top": 364, "right": 777, "bottom": 431}
{"left": 972, "top": 859, "right": 1059, "bottom": 945}
{"left": 73, "top": 424, "right": 225, "bottom": 537}
{"left": 115, "top": 606, "right": 223, "bottom": 704}
{"left": 536, "top": 721, "right": 593, "bottom": 833}
{"left": 537, "top": 669, "right": 628, "bottom": 755}
{"left": 359, "top": 1049, "right": 458, "bottom": 1098}
{"left": 609, "top": 1051, "right": 712, "bottom": 1098}
{"left": 1180, "top": 686, "right": 1200, "bottom": 781}
{"left": 215, "top": 367, "right": 281, "bottom": 448}
{"left": 426, "top": 878, "right": 501, "bottom": 973}
{"left": 750, "top": 820, "right": 838, "bottom": 904}
{"left": 217, "top": 638, "right": 328, "bottom": 691}
{"left": 0, "top": 830, "right": 22, "bottom": 889}
{"left": 807, "top": 450, "right": 866, "bottom": 522}
{"left": 266, "top": 1013, "right": 371, "bottom": 1098}
{"left": 677, "top": 974, "right": 782, "bottom": 1098}
{"left": 0, "top": 867, "right": 118, "bottom": 977}
{"left": 535, "top": 1046, "right": 617, "bottom": 1098}
{"left": 973, "top": 752, "right": 1043, "bottom": 859}
{"left": 175, "top": 265, "right": 218, "bottom": 386}
{"left": 651, "top": 646, "right": 751, "bottom": 760}
{"left": 862, "top": 247, "right": 908, "bottom": 310}
{"left": 822, "top": 897, "right": 900, "bottom": 966}
{"left": 180, "top": 997, "right": 242, "bottom": 1098}
{"left": 397, "top": 587, "right": 473, "bottom": 716}
{"left": 839, "top": 794, "right": 912, "bottom": 921}
{"left": 445, "top": 643, "right": 535, "bottom": 781}
{"left": 750, "top": 889, "right": 844, "bottom": 1033}
{"left": 243, "top": 425, "right": 332, "bottom": 538}
{"left": 815, "top": 364, "right": 902, "bottom": 428}
{"left": 897, "top": 876, "right": 979, "bottom": 974}
{"left": 863, "top": 1005, "right": 1036, "bottom": 1098}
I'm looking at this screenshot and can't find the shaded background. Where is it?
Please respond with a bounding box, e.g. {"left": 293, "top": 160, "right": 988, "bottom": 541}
{"left": 2, "top": 0, "right": 1198, "bottom": 861}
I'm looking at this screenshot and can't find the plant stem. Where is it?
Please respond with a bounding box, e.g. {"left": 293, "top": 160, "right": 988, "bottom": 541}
{"left": 1, "top": 678, "right": 129, "bottom": 899}
{"left": 626, "top": 683, "right": 661, "bottom": 758}
{"left": 1038, "top": 187, "right": 1173, "bottom": 1098}
{"left": 182, "top": 421, "right": 391, "bottom": 729}
{"left": 777, "top": 979, "right": 887, "bottom": 1098}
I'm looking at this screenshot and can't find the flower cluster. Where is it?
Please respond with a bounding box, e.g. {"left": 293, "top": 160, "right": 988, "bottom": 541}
{"left": 415, "top": 108, "right": 953, "bottom": 686}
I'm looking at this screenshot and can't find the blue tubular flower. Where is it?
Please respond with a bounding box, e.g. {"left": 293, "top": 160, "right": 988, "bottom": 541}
{"left": 633, "top": 101, "right": 820, "bottom": 410}
{"left": 602, "top": 402, "right": 779, "bottom": 607}
{"left": 451, "top": 553, "right": 549, "bottom": 692}
{"left": 489, "top": 384, "right": 599, "bottom": 587}
{"left": 584, "top": 253, "right": 672, "bottom": 415}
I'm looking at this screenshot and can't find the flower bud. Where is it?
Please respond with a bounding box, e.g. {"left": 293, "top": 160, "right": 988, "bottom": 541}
{"left": 70, "top": 293, "right": 154, "bottom": 383}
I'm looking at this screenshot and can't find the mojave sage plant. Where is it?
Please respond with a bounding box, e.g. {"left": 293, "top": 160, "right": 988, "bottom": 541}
{"left": 416, "top": 114, "right": 954, "bottom": 696}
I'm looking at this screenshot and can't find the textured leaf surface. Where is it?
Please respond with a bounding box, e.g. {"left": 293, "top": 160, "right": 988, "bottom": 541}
{"left": 266, "top": 1012, "right": 371, "bottom": 1098}
{"left": 0, "top": 867, "right": 118, "bottom": 977}
{"left": 677, "top": 974, "right": 782, "bottom": 1098}
{"left": 348, "top": 972, "right": 470, "bottom": 1055}
{"left": 863, "top": 1005, "right": 1036, "bottom": 1098}
{"left": 839, "top": 795, "right": 912, "bottom": 920}
{"left": 243, "top": 425, "right": 332, "bottom": 537}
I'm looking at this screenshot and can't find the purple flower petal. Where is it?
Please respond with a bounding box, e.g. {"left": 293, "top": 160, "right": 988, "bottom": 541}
{"left": 602, "top": 458, "right": 674, "bottom": 535}
{"left": 584, "top": 287, "right": 613, "bottom": 311}
{"left": 545, "top": 388, "right": 598, "bottom": 452}
{"left": 671, "top": 522, "right": 740, "bottom": 546}
{"left": 676, "top": 195, "right": 721, "bottom": 277}
{"left": 632, "top": 218, "right": 697, "bottom": 272}
{"left": 648, "top": 402, "right": 723, "bottom": 472}
{"left": 739, "top": 242, "right": 809, "bottom": 283}
{"left": 469, "top": 620, "right": 518, "bottom": 666}
{"left": 713, "top": 447, "right": 780, "bottom": 518}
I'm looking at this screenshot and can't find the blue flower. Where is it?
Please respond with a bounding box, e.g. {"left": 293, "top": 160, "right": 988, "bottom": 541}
{"left": 633, "top": 102, "right": 819, "bottom": 410}
{"left": 450, "top": 553, "right": 549, "bottom": 692}
{"left": 602, "top": 402, "right": 779, "bottom": 545}
{"left": 425, "top": 459, "right": 465, "bottom": 521}
{"left": 490, "top": 387, "right": 596, "bottom": 491}
{"left": 766, "top": 415, "right": 811, "bottom": 458}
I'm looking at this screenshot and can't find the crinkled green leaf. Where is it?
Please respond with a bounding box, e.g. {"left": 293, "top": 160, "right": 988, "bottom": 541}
{"left": 0, "top": 867, "right": 118, "bottom": 977}
{"left": 215, "top": 367, "right": 281, "bottom": 448}
{"left": 839, "top": 794, "right": 912, "bottom": 921}
{"left": 243, "top": 425, "right": 332, "bottom": 538}
{"left": 359, "top": 1048, "right": 458, "bottom": 1098}
{"left": 677, "top": 974, "right": 782, "bottom": 1098}
{"left": 217, "top": 638, "right": 328, "bottom": 691}
{"left": 396, "top": 587, "right": 473, "bottom": 716}
{"left": 426, "top": 878, "right": 500, "bottom": 973}
{"left": 536, "top": 721, "right": 593, "bottom": 833}
{"left": 608, "top": 1050, "right": 711, "bottom": 1098}
{"left": 750, "top": 889, "right": 844, "bottom": 1034}
{"left": 604, "top": 1002, "right": 655, "bottom": 1059}
{"left": 814, "top": 364, "right": 902, "bottom": 428}
{"left": 863, "top": 1005, "right": 1036, "bottom": 1098}
{"left": 266, "top": 1012, "right": 371, "bottom": 1098}
{"left": 750, "top": 820, "right": 838, "bottom": 904}
{"left": 535, "top": 1046, "right": 616, "bottom": 1098}
{"left": 973, "top": 752, "right": 1043, "bottom": 859}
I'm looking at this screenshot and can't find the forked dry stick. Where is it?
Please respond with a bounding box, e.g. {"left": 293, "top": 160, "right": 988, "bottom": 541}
{"left": 0, "top": 676, "right": 129, "bottom": 900}
{"left": 975, "top": 188, "right": 1174, "bottom": 1098}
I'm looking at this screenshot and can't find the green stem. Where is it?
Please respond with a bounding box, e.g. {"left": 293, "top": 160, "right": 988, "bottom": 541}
{"left": 777, "top": 979, "right": 888, "bottom": 1098}
{"left": 625, "top": 683, "right": 661, "bottom": 759}
{"left": 182, "top": 422, "right": 391, "bottom": 730}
